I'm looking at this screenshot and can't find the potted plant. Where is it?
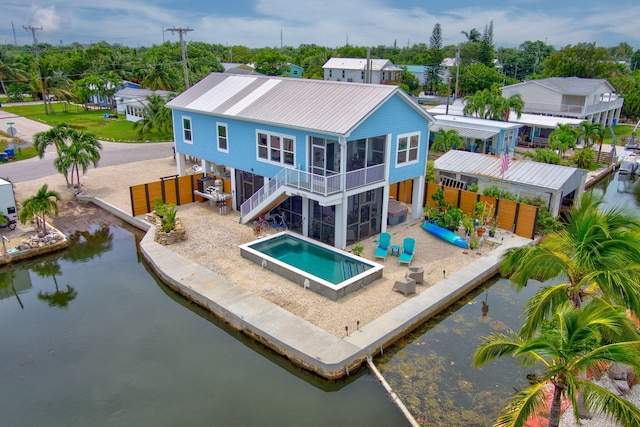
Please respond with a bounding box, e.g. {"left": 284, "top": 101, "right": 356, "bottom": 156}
{"left": 352, "top": 242, "right": 364, "bottom": 256}
{"left": 475, "top": 201, "right": 493, "bottom": 237}
{"left": 462, "top": 215, "right": 475, "bottom": 237}
{"left": 438, "top": 207, "right": 463, "bottom": 231}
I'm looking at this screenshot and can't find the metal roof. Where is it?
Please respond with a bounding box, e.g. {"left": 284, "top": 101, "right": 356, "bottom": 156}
{"left": 167, "top": 73, "right": 432, "bottom": 136}
{"left": 322, "top": 58, "right": 403, "bottom": 72}
{"left": 430, "top": 123, "right": 498, "bottom": 140}
{"left": 434, "top": 150, "right": 585, "bottom": 192}
{"left": 503, "top": 77, "right": 615, "bottom": 96}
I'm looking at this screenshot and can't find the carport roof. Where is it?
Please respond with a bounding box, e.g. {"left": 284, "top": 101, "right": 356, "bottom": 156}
{"left": 434, "top": 150, "right": 586, "bottom": 193}
{"left": 430, "top": 123, "right": 498, "bottom": 140}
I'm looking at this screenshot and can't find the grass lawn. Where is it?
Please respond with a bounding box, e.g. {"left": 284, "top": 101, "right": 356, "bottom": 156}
{"left": 0, "top": 103, "right": 172, "bottom": 142}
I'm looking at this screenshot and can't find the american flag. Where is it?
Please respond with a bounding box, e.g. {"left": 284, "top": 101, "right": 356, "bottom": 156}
{"left": 500, "top": 145, "right": 509, "bottom": 176}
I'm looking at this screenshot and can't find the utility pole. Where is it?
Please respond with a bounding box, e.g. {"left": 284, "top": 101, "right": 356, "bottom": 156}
{"left": 454, "top": 44, "right": 460, "bottom": 100}
{"left": 24, "top": 25, "right": 47, "bottom": 114}
{"left": 166, "top": 27, "right": 193, "bottom": 89}
{"left": 11, "top": 21, "right": 17, "bottom": 45}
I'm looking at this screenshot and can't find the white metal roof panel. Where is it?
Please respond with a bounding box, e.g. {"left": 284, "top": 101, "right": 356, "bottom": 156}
{"left": 434, "top": 150, "right": 583, "bottom": 191}
{"left": 167, "top": 73, "right": 429, "bottom": 135}
{"left": 430, "top": 124, "right": 498, "bottom": 140}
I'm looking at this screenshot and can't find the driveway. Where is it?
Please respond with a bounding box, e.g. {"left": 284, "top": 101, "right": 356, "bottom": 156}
{"left": 0, "top": 107, "right": 174, "bottom": 183}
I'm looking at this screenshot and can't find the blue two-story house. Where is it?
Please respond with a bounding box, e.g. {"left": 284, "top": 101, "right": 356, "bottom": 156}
{"left": 166, "top": 73, "right": 433, "bottom": 249}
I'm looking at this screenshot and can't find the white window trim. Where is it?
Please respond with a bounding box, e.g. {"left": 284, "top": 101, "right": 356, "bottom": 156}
{"left": 182, "top": 116, "right": 193, "bottom": 144}
{"left": 395, "top": 131, "right": 421, "bottom": 167}
{"left": 216, "top": 122, "right": 229, "bottom": 153}
{"left": 256, "top": 129, "right": 296, "bottom": 167}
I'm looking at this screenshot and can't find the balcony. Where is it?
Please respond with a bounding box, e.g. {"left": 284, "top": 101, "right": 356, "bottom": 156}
{"left": 240, "top": 164, "right": 386, "bottom": 220}
{"left": 523, "top": 98, "right": 624, "bottom": 118}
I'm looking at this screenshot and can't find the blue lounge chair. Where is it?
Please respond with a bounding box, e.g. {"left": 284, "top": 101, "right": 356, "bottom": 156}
{"left": 398, "top": 237, "right": 416, "bottom": 265}
{"left": 374, "top": 232, "right": 391, "bottom": 260}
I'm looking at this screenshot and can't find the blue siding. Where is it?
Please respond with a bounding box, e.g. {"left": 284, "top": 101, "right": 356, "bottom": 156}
{"left": 173, "top": 112, "right": 310, "bottom": 178}
{"left": 349, "top": 95, "right": 429, "bottom": 184}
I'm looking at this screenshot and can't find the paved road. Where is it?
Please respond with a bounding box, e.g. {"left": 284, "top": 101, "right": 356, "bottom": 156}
{"left": 0, "top": 108, "right": 174, "bottom": 183}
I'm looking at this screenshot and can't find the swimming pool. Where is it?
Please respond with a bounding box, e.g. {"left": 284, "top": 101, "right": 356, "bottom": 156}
{"left": 239, "top": 232, "right": 384, "bottom": 300}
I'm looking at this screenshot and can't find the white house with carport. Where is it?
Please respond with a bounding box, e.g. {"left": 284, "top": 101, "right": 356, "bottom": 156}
{"left": 434, "top": 150, "right": 588, "bottom": 216}
{"left": 430, "top": 114, "right": 522, "bottom": 156}
{"left": 500, "top": 77, "right": 623, "bottom": 126}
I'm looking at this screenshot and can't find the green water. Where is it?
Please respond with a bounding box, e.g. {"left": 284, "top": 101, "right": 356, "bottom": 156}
{"left": 0, "top": 224, "right": 404, "bottom": 427}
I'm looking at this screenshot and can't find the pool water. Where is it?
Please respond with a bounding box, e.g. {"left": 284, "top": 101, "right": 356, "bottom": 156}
{"left": 251, "top": 234, "right": 370, "bottom": 284}
{"left": 241, "top": 232, "right": 383, "bottom": 300}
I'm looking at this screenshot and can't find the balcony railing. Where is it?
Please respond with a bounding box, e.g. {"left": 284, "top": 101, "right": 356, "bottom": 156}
{"left": 240, "top": 164, "right": 386, "bottom": 218}
{"left": 523, "top": 98, "right": 624, "bottom": 117}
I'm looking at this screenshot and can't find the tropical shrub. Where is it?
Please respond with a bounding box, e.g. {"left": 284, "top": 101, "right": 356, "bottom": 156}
{"left": 572, "top": 147, "right": 596, "bottom": 169}
{"left": 482, "top": 185, "right": 516, "bottom": 201}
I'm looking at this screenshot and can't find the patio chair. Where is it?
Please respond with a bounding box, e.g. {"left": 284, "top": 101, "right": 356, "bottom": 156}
{"left": 398, "top": 237, "right": 416, "bottom": 265}
{"left": 405, "top": 266, "right": 424, "bottom": 285}
{"left": 392, "top": 277, "right": 416, "bottom": 296}
{"left": 374, "top": 232, "right": 392, "bottom": 260}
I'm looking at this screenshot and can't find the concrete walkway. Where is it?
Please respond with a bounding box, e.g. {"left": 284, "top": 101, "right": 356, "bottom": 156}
{"left": 82, "top": 194, "right": 532, "bottom": 379}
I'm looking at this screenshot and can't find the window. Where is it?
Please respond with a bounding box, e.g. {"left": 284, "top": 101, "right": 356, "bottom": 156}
{"left": 361, "top": 71, "right": 365, "bottom": 81}
{"left": 182, "top": 117, "right": 192, "bottom": 143}
{"left": 329, "top": 70, "right": 333, "bottom": 78}
{"left": 503, "top": 130, "right": 514, "bottom": 148}
{"left": 396, "top": 132, "right": 420, "bottom": 166}
{"left": 217, "top": 123, "right": 228, "bottom": 152}
{"left": 257, "top": 130, "right": 295, "bottom": 166}
{"left": 342, "top": 70, "right": 345, "bottom": 79}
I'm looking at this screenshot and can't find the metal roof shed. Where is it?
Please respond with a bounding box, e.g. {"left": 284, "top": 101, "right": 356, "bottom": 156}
{"left": 434, "top": 150, "right": 588, "bottom": 216}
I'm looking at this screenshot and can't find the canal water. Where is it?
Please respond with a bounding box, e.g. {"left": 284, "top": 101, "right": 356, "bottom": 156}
{"left": 376, "top": 170, "right": 640, "bottom": 426}
{"left": 1, "top": 171, "right": 636, "bottom": 427}
{"left": 0, "top": 224, "right": 405, "bottom": 427}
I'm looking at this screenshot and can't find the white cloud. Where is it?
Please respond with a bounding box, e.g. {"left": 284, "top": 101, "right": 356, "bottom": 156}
{"left": 30, "top": 6, "right": 62, "bottom": 32}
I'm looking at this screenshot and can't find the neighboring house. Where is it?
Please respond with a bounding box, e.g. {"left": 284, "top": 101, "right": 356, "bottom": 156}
{"left": 166, "top": 73, "right": 434, "bottom": 249}
{"left": 428, "top": 101, "right": 584, "bottom": 148}
{"left": 221, "top": 62, "right": 258, "bottom": 75}
{"left": 323, "top": 58, "right": 403, "bottom": 84}
{"left": 434, "top": 150, "right": 587, "bottom": 216}
{"left": 287, "top": 63, "right": 303, "bottom": 78}
{"left": 114, "top": 88, "right": 173, "bottom": 122}
{"left": 501, "top": 77, "right": 623, "bottom": 126}
{"left": 430, "top": 114, "right": 522, "bottom": 156}
{"left": 89, "top": 81, "right": 139, "bottom": 108}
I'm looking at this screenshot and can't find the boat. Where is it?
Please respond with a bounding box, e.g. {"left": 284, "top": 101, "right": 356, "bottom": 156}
{"left": 422, "top": 221, "right": 468, "bottom": 249}
{"left": 619, "top": 151, "right": 639, "bottom": 176}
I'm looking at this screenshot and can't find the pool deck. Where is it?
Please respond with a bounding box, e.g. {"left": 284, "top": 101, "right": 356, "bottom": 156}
{"left": 80, "top": 194, "right": 532, "bottom": 380}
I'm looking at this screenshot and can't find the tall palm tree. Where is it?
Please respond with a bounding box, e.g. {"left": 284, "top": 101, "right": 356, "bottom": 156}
{"left": 431, "top": 128, "right": 462, "bottom": 152}
{"left": 0, "top": 58, "right": 28, "bottom": 96}
{"left": 33, "top": 124, "right": 73, "bottom": 186}
{"left": 18, "top": 184, "right": 61, "bottom": 236}
{"left": 463, "top": 89, "right": 493, "bottom": 119}
{"left": 496, "top": 92, "right": 525, "bottom": 122}
{"left": 501, "top": 191, "right": 640, "bottom": 338}
{"left": 576, "top": 121, "right": 604, "bottom": 149}
{"left": 461, "top": 28, "right": 481, "bottom": 42}
{"left": 548, "top": 124, "right": 579, "bottom": 157}
{"left": 473, "top": 299, "right": 640, "bottom": 427}
{"left": 62, "top": 130, "right": 102, "bottom": 187}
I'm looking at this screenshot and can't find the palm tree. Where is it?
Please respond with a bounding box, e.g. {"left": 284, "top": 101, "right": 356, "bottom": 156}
{"left": 431, "top": 128, "right": 462, "bottom": 152}
{"left": 548, "top": 124, "right": 578, "bottom": 157}
{"left": 461, "top": 28, "right": 481, "bottom": 42}
{"left": 495, "top": 92, "right": 524, "bottom": 122}
{"left": 62, "top": 130, "right": 102, "bottom": 187}
{"left": 33, "top": 124, "right": 73, "bottom": 186}
{"left": 18, "top": 184, "right": 61, "bottom": 236}
{"left": 576, "top": 122, "right": 604, "bottom": 149}
{"left": 133, "top": 93, "right": 174, "bottom": 137}
{"left": 0, "top": 58, "right": 28, "bottom": 96}
{"left": 463, "top": 89, "right": 493, "bottom": 119}
{"left": 141, "top": 62, "right": 179, "bottom": 91}
{"left": 33, "top": 259, "right": 78, "bottom": 309}
{"left": 473, "top": 299, "right": 640, "bottom": 427}
{"left": 501, "top": 191, "right": 640, "bottom": 338}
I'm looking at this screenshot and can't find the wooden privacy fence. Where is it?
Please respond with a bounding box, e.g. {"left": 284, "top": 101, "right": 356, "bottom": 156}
{"left": 130, "top": 173, "right": 231, "bottom": 217}
{"left": 424, "top": 183, "right": 538, "bottom": 239}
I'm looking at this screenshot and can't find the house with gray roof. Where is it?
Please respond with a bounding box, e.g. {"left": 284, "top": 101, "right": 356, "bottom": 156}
{"left": 434, "top": 150, "right": 587, "bottom": 216}
{"left": 500, "top": 77, "right": 623, "bottom": 126}
{"left": 166, "top": 73, "right": 434, "bottom": 249}
{"left": 323, "top": 58, "right": 403, "bottom": 84}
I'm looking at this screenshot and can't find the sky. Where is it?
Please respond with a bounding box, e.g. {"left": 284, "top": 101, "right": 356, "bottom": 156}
{"left": 2, "top": 0, "right": 640, "bottom": 51}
